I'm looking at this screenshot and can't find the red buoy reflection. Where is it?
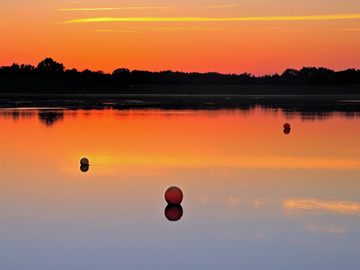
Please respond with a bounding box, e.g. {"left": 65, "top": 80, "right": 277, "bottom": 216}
{"left": 165, "top": 204, "right": 183, "bottom": 221}
{"left": 80, "top": 165, "right": 89, "bottom": 173}
{"left": 283, "top": 128, "right": 291, "bottom": 135}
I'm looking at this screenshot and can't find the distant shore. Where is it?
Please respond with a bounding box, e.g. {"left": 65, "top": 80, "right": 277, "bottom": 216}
{"left": 1, "top": 58, "right": 360, "bottom": 96}
{"left": 1, "top": 58, "right": 360, "bottom": 112}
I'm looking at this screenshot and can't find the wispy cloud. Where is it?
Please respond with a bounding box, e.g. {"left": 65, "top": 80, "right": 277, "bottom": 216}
{"left": 59, "top": 4, "right": 240, "bottom": 11}
{"left": 95, "top": 27, "right": 221, "bottom": 33}
{"left": 205, "top": 4, "right": 240, "bottom": 9}
{"left": 59, "top": 13, "right": 360, "bottom": 24}
{"left": 59, "top": 7, "right": 171, "bottom": 11}
{"left": 95, "top": 29, "right": 137, "bottom": 33}
{"left": 138, "top": 26, "right": 221, "bottom": 30}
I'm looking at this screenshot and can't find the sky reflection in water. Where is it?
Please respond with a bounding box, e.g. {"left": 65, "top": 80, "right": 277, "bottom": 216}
{"left": 0, "top": 107, "right": 359, "bottom": 270}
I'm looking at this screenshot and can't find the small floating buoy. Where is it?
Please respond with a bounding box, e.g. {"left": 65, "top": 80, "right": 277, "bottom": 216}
{"left": 283, "top": 128, "right": 290, "bottom": 135}
{"left": 165, "top": 186, "right": 183, "bottom": 205}
{"left": 283, "top": 123, "right": 291, "bottom": 130}
{"left": 80, "top": 157, "right": 89, "bottom": 166}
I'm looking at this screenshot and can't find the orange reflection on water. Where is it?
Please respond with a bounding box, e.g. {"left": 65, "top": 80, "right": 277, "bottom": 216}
{"left": 0, "top": 108, "right": 359, "bottom": 177}
{"left": 306, "top": 224, "right": 346, "bottom": 234}
{"left": 283, "top": 198, "right": 360, "bottom": 215}
{"left": 62, "top": 155, "right": 360, "bottom": 174}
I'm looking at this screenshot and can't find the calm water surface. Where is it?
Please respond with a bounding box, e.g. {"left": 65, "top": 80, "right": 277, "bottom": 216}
{"left": 0, "top": 107, "right": 359, "bottom": 270}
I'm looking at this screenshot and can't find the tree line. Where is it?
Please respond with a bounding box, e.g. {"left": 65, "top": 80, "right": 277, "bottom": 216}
{"left": 1, "top": 57, "right": 360, "bottom": 85}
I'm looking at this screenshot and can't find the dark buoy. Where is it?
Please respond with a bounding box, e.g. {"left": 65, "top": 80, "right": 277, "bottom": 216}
{"left": 165, "top": 204, "right": 183, "bottom": 221}
{"left": 80, "top": 165, "right": 89, "bottom": 173}
{"left": 283, "top": 128, "right": 290, "bottom": 135}
{"left": 80, "top": 157, "right": 89, "bottom": 166}
{"left": 165, "top": 186, "right": 183, "bottom": 205}
{"left": 283, "top": 123, "right": 291, "bottom": 130}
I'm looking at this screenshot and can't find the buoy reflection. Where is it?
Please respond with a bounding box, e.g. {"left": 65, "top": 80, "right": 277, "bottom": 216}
{"left": 80, "top": 165, "right": 89, "bottom": 173}
{"left": 164, "top": 204, "right": 183, "bottom": 222}
{"left": 283, "top": 128, "right": 291, "bottom": 135}
{"left": 283, "top": 122, "right": 291, "bottom": 135}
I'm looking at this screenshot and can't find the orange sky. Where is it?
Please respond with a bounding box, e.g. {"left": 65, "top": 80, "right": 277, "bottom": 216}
{"left": 1, "top": 1, "right": 360, "bottom": 74}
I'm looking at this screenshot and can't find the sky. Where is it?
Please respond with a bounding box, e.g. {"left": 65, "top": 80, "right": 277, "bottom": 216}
{"left": 1, "top": 0, "right": 360, "bottom": 75}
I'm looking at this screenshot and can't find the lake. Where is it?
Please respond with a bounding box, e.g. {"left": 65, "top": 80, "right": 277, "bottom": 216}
{"left": 0, "top": 106, "right": 359, "bottom": 270}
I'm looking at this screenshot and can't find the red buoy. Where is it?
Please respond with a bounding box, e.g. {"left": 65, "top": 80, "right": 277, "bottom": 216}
{"left": 165, "top": 186, "right": 183, "bottom": 205}
{"left": 165, "top": 205, "right": 183, "bottom": 221}
{"left": 283, "top": 123, "right": 291, "bottom": 129}
{"left": 283, "top": 128, "right": 290, "bottom": 135}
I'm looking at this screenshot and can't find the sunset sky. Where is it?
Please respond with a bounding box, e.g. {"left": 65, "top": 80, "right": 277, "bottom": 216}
{"left": 1, "top": 0, "right": 360, "bottom": 75}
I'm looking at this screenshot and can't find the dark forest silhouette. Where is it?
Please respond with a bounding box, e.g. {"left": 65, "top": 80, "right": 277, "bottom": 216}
{"left": 0, "top": 106, "right": 358, "bottom": 128}
{"left": 1, "top": 58, "right": 360, "bottom": 94}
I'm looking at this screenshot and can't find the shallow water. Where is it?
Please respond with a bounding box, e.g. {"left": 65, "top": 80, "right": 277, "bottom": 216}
{"left": 0, "top": 107, "right": 359, "bottom": 270}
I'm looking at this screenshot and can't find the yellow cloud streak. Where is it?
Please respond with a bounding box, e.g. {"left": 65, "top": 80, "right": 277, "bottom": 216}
{"left": 59, "top": 7, "right": 171, "bottom": 11}
{"left": 96, "top": 27, "right": 221, "bottom": 32}
{"left": 60, "top": 13, "right": 360, "bottom": 24}
{"left": 59, "top": 4, "right": 240, "bottom": 11}
{"left": 95, "top": 29, "right": 137, "bottom": 33}
{"left": 137, "top": 26, "right": 220, "bottom": 30}
{"left": 205, "top": 4, "right": 240, "bottom": 9}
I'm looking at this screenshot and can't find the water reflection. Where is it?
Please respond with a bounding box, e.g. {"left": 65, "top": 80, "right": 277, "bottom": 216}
{"left": 283, "top": 128, "right": 290, "bottom": 135}
{"left": 80, "top": 165, "right": 89, "bottom": 173}
{"left": 11, "top": 111, "right": 20, "bottom": 120}
{"left": 0, "top": 98, "right": 359, "bottom": 127}
{"left": 0, "top": 107, "right": 359, "bottom": 269}
{"left": 306, "top": 224, "right": 346, "bottom": 234}
{"left": 164, "top": 204, "right": 183, "bottom": 222}
{"left": 283, "top": 198, "right": 360, "bottom": 215}
{"left": 0, "top": 110, "right": 36, "bottom": 120}
{"left": 38, "top": 111, "right": 64, "bottom": 126}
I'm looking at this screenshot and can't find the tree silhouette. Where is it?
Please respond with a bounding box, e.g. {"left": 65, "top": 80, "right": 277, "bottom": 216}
{"left": 38, "top": 111, "right": 64, "bottom": 126}
{"left": 1, "top": 58, "right": 360, "bottom": 91}
{"left": 37, "top": 58, "right": 64, "bottom": 74}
